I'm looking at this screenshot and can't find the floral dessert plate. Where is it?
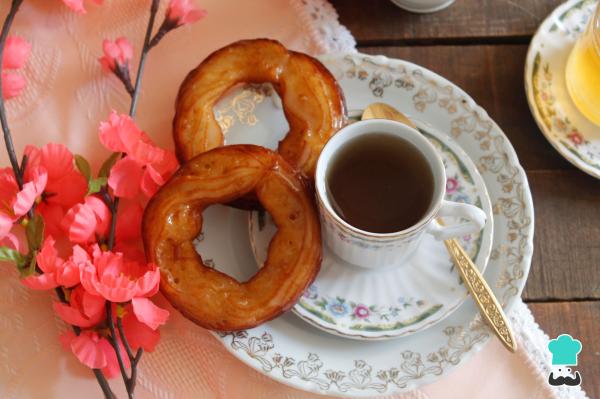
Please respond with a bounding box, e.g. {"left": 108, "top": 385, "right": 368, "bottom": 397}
{"left": 191, "top": 52, "right": 535, "bottom": 397}
{"left": 525, "top": 0, "right": 600, "bottom": 179}
{"left": 248, "top": 124, "right": 494, "bottom": 340}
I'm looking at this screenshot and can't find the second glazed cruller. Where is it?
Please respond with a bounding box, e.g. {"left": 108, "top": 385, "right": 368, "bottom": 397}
{"left": 173, "top": 38, "right": 346, "bottom": 179}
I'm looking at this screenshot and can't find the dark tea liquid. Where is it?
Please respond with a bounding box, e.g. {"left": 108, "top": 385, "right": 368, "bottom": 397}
{"left": 326, "top": 133, "right": 434, "bottom": 233}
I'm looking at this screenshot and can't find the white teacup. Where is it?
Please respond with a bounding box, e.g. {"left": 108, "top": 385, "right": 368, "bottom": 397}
{"left": 315, "top": 119, "right": 486, "bottom": 269}
{"left": 389, "top": 0, "right": 455, "bottom": 13}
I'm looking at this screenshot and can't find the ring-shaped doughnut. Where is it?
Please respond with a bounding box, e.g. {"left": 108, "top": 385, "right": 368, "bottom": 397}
{"left": 142, "top": 145, "right": 322, "bottom": 331}
{"left": 173, "top": 39, "right": 346, "bottom": 179}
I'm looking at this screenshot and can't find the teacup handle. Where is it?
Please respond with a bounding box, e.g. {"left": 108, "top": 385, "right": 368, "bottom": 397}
{"left": 427, "top": 200, "right": 486, "bottom": 240}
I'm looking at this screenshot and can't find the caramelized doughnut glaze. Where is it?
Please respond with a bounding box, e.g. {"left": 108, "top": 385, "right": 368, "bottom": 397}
{"left": 142, "top": 145, "right": 322, "bottom": 331}
{"left": 173, "top": 39, "right": 346, "bottom": 179}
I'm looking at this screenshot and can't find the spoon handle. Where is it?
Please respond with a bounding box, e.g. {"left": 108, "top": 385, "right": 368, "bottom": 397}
{"left": 361, "top": 102, "right": 517, "bottom": 353}
{"left": 443, "top": 237, "right": 517, "bottom": 352}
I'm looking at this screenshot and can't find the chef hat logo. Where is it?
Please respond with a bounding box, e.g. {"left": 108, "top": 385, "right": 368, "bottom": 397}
{"left": 548, "top": 334, "right": 582, "bottom": 366}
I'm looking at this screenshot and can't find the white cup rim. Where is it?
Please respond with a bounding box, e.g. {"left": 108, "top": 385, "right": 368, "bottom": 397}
{"left": 315, "top": 119, "right": 447, "bottom": 238}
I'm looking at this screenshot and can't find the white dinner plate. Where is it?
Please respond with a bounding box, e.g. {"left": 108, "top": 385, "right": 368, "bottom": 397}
{"left": 190, "top": 52, "right": 535, "bottom": 397}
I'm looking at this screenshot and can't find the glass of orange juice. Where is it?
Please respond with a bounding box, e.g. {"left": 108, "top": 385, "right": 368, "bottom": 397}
{"left": 565, "top": 2, "right": 600, "bottom": 126}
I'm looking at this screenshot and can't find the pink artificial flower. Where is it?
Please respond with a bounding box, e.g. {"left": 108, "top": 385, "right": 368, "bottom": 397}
{"left": 21, "top": 236, "right": 86, "bottom": 289}
{"left": 0, "top": 207, "right": 22, "bottom": 252}
{"left": 99, "top": 112, "right": 178, "bottom": 199}
{"left": 113, "top": 200, "right": 146, "bottom": 263}
{"left": 24, "top": 143, "right": 88, "bottom": 209}
{"left": 13, "top": 168, "right": 47, "bottom": 216}
{"left": 0, "top": 212, "right": 13, "bottom": 240}
{"left": 21, "top": 236, "right": 61, "bottom": 290}
{"left": 166, "top": 0, "right": 207, "bottom": 26}
{"left": 3, "top": 36, "right": 31, "bottom": 70}
{"left": 61, "top": 0, "right": 103, "bottom": 14}
{"left": 139, "top": 150, "right": 178, "bottom": 197}
{"left": 108, "top": 158, "right": 145, "bottom": 198}
{"left": 99, "top": 37, "right": 133, "bottom": 73}
{"left": 36, "top": 202, "right": 65, "bottom": 238}
{"left": 61, "top": 203, "right": 96, "bottom": 244}
{"left": 0, "top": 167, "right": 47, "bottom": 241}
{"left": 79, "top": 246, "right": 160, "bottom": 303}
{"left": 115, "top": 200, "right": 143, "bottom": 242}
{"left": 60, "top": 330, "right": 128, "bottom": 378}
{"left": 113, "top": 240, "right": 146, "bottom": 264}
{"left": 121, "top": 305, "right": 161, "bottom": 352}
{"left": 23, "top": 143, "right": 87, "bottom": 241}
{"left": 131, "top": 297, "right": 169, "bottom": 330}
{"left": 99, "top": 112, "right": 163, "bottom": 163}
{"left": 1, "top": 36, "right": 31, "bottom": 100}
{"left": 2, "top": 72, "right": 26, "bottom": 99}
{"left": 53, "top": 285, "right": 105, "bottom": 327}
{"left": 86, "top": 196, "right": 111, "bottom": 236}
{"left": 56, "top": 245, "right": 88, "bottom": 287}
{"left": 0, "top": 230, "right": 21, "bottom": 252}
{"left": 61, "top": 196, "right": 110, "bottom": 244}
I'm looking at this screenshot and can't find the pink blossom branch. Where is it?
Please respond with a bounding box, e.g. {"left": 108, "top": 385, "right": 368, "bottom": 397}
{"left": 0, "top": 0, "right": 24, "bottom": 188}
{"left": 100, "top": 1, "right": 161, "bottom": 397}
{"left": 0, "top": 1, "right": 116, "bottom": 398}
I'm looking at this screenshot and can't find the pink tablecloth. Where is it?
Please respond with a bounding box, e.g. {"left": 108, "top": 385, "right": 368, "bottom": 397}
{"left": 0, "top": 1, "right": 588, "bottom": 398}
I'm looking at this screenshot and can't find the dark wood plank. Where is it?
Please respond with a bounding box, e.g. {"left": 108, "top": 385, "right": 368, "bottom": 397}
{"left": 360, "top": 45, "right": 574, "bottom": 171}
{"left": 524, "top": 170, "right": 600, "bottom": 301}
{"left": 528, "top": 301, "right": 600, "bottom": 399}
{"left": 331, "top": 0, "right": 563, "bottom": 44}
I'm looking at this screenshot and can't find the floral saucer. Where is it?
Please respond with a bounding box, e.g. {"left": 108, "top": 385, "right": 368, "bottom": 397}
{"left": 248, "top": 124, "right": 494, "bottom": 340}
{"left": 525, "top": 0, "right": 600, "bottom": 179}
{"left": 191, "top": 52, "right": 534, "bottom": 397}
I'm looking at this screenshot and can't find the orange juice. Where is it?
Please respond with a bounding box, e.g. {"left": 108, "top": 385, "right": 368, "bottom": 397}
{"left": 565, "top": 3, "right": 600, "bottom": 126}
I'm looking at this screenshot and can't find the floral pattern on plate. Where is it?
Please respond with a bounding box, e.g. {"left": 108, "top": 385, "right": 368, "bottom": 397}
{"left": 305, "top": 291, "right": 443, "bottom": 330}
{"left": 526, "top": 0, "right": 600, "bottom": 178}
{"left": 220, "top": 322, "right": 490, "bottom": 393}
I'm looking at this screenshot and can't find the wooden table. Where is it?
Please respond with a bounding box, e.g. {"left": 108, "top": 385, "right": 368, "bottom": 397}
{"left": 330, "top": 1, "right": 599, "bottom": 397}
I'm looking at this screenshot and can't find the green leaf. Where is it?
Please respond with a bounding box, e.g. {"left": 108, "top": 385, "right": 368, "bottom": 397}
{"left": 21, "top": 252, "right": 37, "bottom": 278}
{"left": 74, "top": 154, "right": 92, "bottom": 182}
{"left": 87, "top": 177, "right": 108, "bottom": 195}
{"left": 0, "top": 246, "right": 26, "bottom": 265}
{"left": 26, "top": 214, "right": 45, "bottom": 251}
{"left": 98, "top": 152, "right": 121, "bottom": 178}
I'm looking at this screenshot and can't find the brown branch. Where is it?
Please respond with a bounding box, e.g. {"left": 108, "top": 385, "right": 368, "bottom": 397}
{"left": 0, "top": 0, "right": 24, "bottom": 188}
{"left": 129, "top": 0, "right": 160, "bottom": 118}
{"left": 105, "top": 302, "right": 133, "bottom": 399}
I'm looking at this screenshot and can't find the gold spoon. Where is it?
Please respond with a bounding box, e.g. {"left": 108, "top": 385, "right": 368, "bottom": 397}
{"left": 362, "top": 102, "right": 517, "bottom": 353}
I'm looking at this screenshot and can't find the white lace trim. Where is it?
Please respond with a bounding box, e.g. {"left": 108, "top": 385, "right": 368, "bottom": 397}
{"left": 289, "top": 0, "right": 357, "bottom": 54}
{"left": 510, "top": 300, "right": 589, "bottom": 399}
